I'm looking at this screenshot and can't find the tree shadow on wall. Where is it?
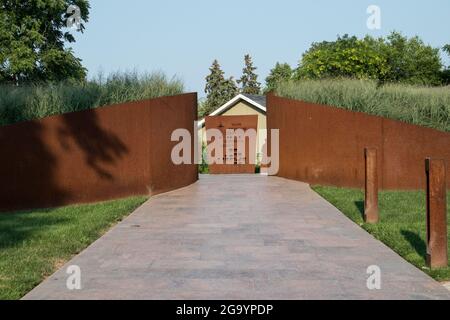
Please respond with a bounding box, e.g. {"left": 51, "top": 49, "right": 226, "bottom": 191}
{"left": 0, "top": 121, "right": 68, "bottom": 212}
{"left": 0, "top": 107, "right": 129, "bottom": 215}
{"left": 58, "top": 111, "right": 128, "bottom": 180}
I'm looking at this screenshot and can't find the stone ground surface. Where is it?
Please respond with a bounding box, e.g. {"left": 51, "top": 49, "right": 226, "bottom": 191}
{"left": 24, "top": 175, "right": 450, "bottom": 300}
{"left": 443, "top": 282, "right": 450, "bottom": 292}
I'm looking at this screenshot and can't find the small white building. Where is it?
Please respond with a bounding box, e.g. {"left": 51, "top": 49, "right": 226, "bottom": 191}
{"left": 198, "top": 94, "right": 267, "bottom": 164}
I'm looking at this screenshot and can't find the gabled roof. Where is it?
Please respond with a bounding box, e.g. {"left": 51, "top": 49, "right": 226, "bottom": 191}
{"left": 198, "top": 94, "right": 266, "bottom": 128}
{"left": 241, "top": 94, "right": 266, "bottom": 108}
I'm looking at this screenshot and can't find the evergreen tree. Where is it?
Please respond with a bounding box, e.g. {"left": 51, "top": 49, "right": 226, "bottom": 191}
{"left": 202, "top": 59, "right": 237, "bottom": 117}
{"left": 237, "top": 54, "right": 261, "bottom": 94}
{"left": 265, "top": 62, "right": 293, "bottom": 93}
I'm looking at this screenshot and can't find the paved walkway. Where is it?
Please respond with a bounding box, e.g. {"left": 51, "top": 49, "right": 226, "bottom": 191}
{"left": 24, "top": 175, "right": 450, "bottom": 300}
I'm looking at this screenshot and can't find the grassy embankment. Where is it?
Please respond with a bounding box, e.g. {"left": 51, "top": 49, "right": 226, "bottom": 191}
{"left": 276, "top": 79, "right": 450, "bottom": 132}
{"left": 0, "top": 71, "right": 184, "bottom": 126}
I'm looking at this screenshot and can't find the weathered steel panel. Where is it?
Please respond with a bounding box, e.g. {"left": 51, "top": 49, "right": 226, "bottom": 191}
{"left": 364, "top": 148, "right": 379, "bottom": 223}
{"left": 426, "top": 158, "right": 448, "bottom": 268}
{"left": 0, "top": 93, "right": 198, "bottom": 212}
{"left": 267, "top": 94, "right": 450, "bottom": 189}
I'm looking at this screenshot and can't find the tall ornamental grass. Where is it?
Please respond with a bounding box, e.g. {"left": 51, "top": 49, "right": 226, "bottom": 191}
{"left": 276, "top": 79, "right": 450, "bottom": 132}
{"left": 0, "top": 72, "right": 184, "bottom": 126}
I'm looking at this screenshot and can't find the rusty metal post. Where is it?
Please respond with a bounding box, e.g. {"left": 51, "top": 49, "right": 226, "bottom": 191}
{"left": 364, "top": 148, "right": 379, "bottom": 223}
{"left": 425, "top": 158, "right": 448, "bottom": 269}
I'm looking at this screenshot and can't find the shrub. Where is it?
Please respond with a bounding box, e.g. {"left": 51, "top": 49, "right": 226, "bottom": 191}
{"left": 199, "top": 143, "right": 209, "bottom": 174}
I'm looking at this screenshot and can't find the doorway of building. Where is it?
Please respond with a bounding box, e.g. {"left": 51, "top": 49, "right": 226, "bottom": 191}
{"left": 205, "top": 115, "right": 258, "bottom": 174}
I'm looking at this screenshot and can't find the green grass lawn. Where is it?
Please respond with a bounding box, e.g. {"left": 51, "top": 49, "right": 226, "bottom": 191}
{"left": 312, "top": 186, "right": 450, "bottom": 281}
{"left": 0, "top": 196, "right": 147, "bottom": 300}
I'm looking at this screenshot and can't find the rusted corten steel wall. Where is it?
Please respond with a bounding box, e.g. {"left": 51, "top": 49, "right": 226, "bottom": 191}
{"left": 267, "top": 94, "right": 450, "bottom": 190}
{"left": 0, "top": 93, "right": 198, "bottom": 212}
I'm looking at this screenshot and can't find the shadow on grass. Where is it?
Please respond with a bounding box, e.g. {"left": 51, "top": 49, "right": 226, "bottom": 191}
{"left": 354, "top": 200, "right": 365, "bottom": 220}
{"left": 0, "top": 210, "right": 69, "bottom": 250}
{"left": 401, "top": 230, "right": 427, "bottom": 259}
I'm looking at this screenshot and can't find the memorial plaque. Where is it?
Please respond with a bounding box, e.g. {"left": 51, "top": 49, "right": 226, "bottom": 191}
{"left": 205, "top": 115, "right": 258, "bottom": 174}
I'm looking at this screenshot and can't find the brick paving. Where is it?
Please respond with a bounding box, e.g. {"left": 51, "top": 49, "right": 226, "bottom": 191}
{"left": 24, "top": 175, "right": 450, "bottom": 300}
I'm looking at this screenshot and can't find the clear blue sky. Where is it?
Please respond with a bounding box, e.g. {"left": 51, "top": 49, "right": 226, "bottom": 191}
{"left": 70, "top": 0, "right": 450, "bottom": 96}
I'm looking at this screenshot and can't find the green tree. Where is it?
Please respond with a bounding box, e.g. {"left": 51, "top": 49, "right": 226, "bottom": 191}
{"left": 444, "top": 44, "right": 450, "bottom": 56}
{"left": 0, "top": 0, "right": 90, "bottom": 85}
{"left": 441, "top": 44, "right": 450, "bottom": 85}
{"left": 237, "top": 54, "right": 261, "bottom": 94}
{"left": 294, "top": 35, "right": 389, "bottom": 81}
{"left": 202, "top": 59, "right": 237, "bottom": 117}
{"left": 265, "top": 62, "right": 293, "bottom": 92}
{"left": 294, "top": 32, "right": 444, "bottom": 86}
{"left": 381, "top": 32, "right": 442, "bottom": 85}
